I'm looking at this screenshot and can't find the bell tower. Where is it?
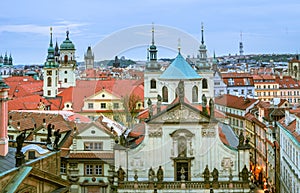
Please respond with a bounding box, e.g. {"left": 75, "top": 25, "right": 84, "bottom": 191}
{"left": 43, "top": 27, "right": 59, "bottom": 98}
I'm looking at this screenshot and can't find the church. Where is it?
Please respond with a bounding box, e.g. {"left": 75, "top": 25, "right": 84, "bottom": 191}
{"left": 43, "top": 27, "right": 77, "bottom": 98}
{"left": 114, "top": 25, "right": 251, "bottom": 192}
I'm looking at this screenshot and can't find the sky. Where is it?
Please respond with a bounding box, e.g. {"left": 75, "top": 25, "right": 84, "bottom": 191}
{"left": 0, "top": 0, "right": 300, "bottom": 64}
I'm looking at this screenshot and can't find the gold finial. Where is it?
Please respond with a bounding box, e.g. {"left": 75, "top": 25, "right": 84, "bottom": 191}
{"left": 178, "top": 38, "right": 181, "bottom": 53}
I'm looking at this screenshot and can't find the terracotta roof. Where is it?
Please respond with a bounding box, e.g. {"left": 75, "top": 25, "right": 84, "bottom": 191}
{"left": 218, "top": 127, "right": 229, "bottom": 146}
{"left": 215, "top": 94, "right": 258, "bottom": 110}
{"left": 8, "top": 95, "right": 51, "bottom": 111}
{"left": 278, "top": 118, "right": 300, "bottom": 143}
{"left": 68, "top": 152, "right": 114, "bottom": 159}
{"left": 275, "top": 76, "right": 300, "bottom": 89}
{"left": 9, "top": 111, "right": 75, "bottom": 133}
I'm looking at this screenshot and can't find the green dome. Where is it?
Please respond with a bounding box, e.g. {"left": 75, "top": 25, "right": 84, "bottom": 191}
{"left": 60, "top": 30, "right": 75, "bottom": 50}
{"left": 150, "top": 44, "right": 156, "bottom": 49}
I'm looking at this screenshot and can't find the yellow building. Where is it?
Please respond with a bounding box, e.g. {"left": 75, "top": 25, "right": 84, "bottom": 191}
{"left": 253, "top": 74, "right": 279, "bottom": 102}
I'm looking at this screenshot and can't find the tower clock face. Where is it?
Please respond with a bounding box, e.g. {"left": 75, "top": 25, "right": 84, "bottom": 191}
{"left": 47, "top": 70, "right": 52, "bottom": 76}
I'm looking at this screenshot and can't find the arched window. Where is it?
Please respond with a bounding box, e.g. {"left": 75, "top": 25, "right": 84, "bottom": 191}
{"left": 202, "top": 79, "right": 208, "bottom": 89}
{"left": 64, "top": 55, "right": 68, "bottom": 64}
{"left": 47, "top": 77, "right": 52, "bottom": 87}
{"left": 150, "top": 79, "right": 156, "bottom": 89}
{"left": 162, "top": 86, "right": 168, "bottom": 102}
{"left": 192, "top": 85, "right": 198, "bottom": 102}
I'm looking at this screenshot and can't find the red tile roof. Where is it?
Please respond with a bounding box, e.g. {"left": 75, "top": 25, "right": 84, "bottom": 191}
{"left": 275, "top": 76, "right": 300, "bottom": 89}
{"left": 68, "top": 152, "right": 114, "bottom": 159}
{"left": 215, "top": 94, "right": 258, "bottom": 110}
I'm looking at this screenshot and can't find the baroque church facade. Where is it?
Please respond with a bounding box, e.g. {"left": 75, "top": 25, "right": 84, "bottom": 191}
{"left": 114, "top": 25, "right": 251, "bottom": 193}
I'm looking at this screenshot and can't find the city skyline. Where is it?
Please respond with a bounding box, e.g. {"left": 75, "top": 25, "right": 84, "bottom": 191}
{"left": 0, "top": 0, "right": 300, "bottom": 64}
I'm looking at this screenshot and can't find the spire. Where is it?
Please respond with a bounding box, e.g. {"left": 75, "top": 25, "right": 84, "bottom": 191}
{"left": 239, "top": 31, "right": 244, "bottom": 56}
{"left": 50, "top": 27, "right": 53, "bottom": 47}
{"left": 178, "top": 38, "right": 181, "bottom": 53}
{"left": 151, "top": 22, "right": 155, "bottom": 46}
{"left": 201, "top": 22, "right": 204, "bottom": 45}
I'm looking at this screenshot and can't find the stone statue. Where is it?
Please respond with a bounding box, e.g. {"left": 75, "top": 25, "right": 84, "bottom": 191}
{"left": 177, "top": 80, "right": 184, "bottom": 102}
{"left": 241, "top": 165, "right": 249, "bottom": 182}
{"left": 148, "top": 167, "right": 155, "bottom": 181}
{"left": 157, "top": 94, "right": 162, "bottom": 102}
{"left": 46, "top": 124, "right": 52, "bottom": 145}
{"left": 212, "top": 168, "right": 219, "bottom": 182}
{"left": 16, "top": 131, "right": 26, "bottom": 155}
{"left": 117, "top": 166, "right": 126, "bottom": 182}
{"left": 209, "top": 98, "right": 214, "bottom": 119}
{"left": 203, "top": 165, "right": 210, "bottom": 182}
{"left": 202, "top": 94, "right": 208, "bottom": 115}
{"left": 157, "top": 166, "right": 164, "bottom": 182}
{"left": 238, "top": 132, "right": 245, "bottom": 148}
{"left": 53, "top": 128, "right": 61, "bottom": 150}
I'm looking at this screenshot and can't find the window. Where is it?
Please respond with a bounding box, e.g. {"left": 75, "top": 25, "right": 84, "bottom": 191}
{"left": 202, "top": 78, "right": 208, "bottom": 89}
{"left": 47, "top": 77, "right": 52, "bottom": 87}
{"left": 85, "top": 164, "right": 93, "bottom": 175}
{"left": 100, "top": 103, "right": 106, "bottom": 109}
{"left": 47, "top": 90, "right": 51, "bottom": 96}
{"left": 28, "top": 151, "right": 35, "bottom": 159}
{"left": 64, "top": 55, "right": 68, "bottom": 63}
{"left": 85, "top": 164, "right": 103, "bottom": 175}
{"left": 150, "top": 79, "right": 156, "bottom": 89}
{"left": 8, "top": 135, "right": 14, "bottom": 140}
{"left": 60, "top": 163, "right": 66, "bottom": 174}
{"left": 192, "top": 86, "right": 198, "bottom": 103}
{"left": 113, "top": 103, "right": 119, "bottom": 109}
{"left": 162, "top": 86, "right": 168, "bottom": 102}
{"left": 47, "top": 70, "right": 52, "bottom": 76}
{"left": 84, "top": 142, "right": 103, "bottom": 150}
{"left": 64, "top": 78, "right": 67, "bottom": 83}
{"left": 88, "top": 103, "right": 93, "bottom": 109}
{"left": 64, "top": 71, "right": 67, "bottom": 74}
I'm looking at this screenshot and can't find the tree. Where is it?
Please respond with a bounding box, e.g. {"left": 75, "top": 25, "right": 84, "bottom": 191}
{"left": 121, "top": 93, "right": 141, "bottom": 127}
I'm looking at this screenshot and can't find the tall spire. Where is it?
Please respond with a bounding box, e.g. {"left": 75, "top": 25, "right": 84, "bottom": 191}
{"left": 152, "top": 22, "right": 155, "bottom": 46}
{"left": 178, "top": 38, "right": 181, "bottom": 53}
{"left": 239, "top": 31, "right": 244, "bottom": 56}
{"left": 201, "top": 22, "right": 204, "bottom": 45}
{"left": 50, "top": 27, "right": 53, "bottom": 47}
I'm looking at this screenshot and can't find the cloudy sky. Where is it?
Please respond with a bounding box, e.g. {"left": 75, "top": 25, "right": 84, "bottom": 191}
{"left": 0, "top": 0, "right": 299, "bottom": 64}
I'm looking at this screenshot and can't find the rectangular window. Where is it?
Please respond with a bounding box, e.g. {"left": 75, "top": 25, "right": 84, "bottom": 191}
{"left": 88, "top": 103, "right": 94, "bottom": 109}
{"left": 48, "top": 90, "right": 51, "bottom": 96}
{"left": 64, "top": 78, "right": 67, "bottom": 83}
{"left": 28, "top": 151, "right": 35, "bottom": 159}
{"left": 113, "top": 103, "right": 119, "bottom": 109}
{"left": 95, "top": 165, "right": 103, "bottom": 175}
{"left": 100, "top": 103, "right": 106, "bottom": 109}
{"left": 84, "top": 142, "right": 103, "bottom": 150}
{"left": 85, "top": 164, "right": 103, "bottom": 175}
{"left": 61, "top": 162, "right": 66, "bottom": 174}
{"left": 85, "top": 164, "right": 93, "bottom": 175}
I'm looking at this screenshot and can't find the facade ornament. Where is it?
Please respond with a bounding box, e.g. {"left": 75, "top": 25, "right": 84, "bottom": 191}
{"left": 117, "top": 166, "right": 126, "bottom": 182}
{"left": 148, "top": 167, "right": 155, "bottom": 182}
{"left": 212, "top": 168, "right": 219, "bottom": 182}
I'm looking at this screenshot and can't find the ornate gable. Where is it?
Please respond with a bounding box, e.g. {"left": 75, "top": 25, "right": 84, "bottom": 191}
{"left": 147, "top": 103, "right": 210, "bottom": 124}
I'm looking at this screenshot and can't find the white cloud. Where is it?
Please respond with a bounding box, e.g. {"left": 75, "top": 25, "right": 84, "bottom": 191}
{"left": 0, "top": 21, "right": 89, "bottom": 37}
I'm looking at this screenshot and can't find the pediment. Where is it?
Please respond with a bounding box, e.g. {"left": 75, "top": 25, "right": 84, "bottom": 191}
{"left": 148, "top": 103, "right": 210, "bottom": 124}
{"left": 86, "top": 90, "right": 119, "bottom": 100}
{"left": 77, "top": 123, "right": 112, "bottom": 138}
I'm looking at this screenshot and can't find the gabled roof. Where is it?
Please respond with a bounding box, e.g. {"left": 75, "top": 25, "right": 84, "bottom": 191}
{"left": 215, "top": 94, "right": 258, "bottom": 110}
{"left": 159, "top": 53, "right": 201, "bottom": 80}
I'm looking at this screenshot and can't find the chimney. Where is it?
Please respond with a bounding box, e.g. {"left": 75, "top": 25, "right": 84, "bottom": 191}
{"left": 0, "top": 77, "right": 9, "bottom": 156}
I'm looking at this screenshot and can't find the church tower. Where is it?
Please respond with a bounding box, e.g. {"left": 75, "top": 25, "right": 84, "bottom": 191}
{"left": 144, "top": 23, "right": 162, "bottom": 107}
{"left": 84, "top": 46, "right": 94, "bottom": 69}
{"left": 43, "top": 27, "right": 59, "bottom": 98}
{"left": 196, "top": 23, "right": 214, "bottom": 100}
{"left": 58, "top": 30, "right": 76, "bottom": 88}
{"left": 0, "top": 76, "right": 9, "bottom": 156}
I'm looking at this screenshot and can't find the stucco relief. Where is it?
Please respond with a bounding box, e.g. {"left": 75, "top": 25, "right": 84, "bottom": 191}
{"left": 161, "top": 108, "right": 205, "bottom": 122}
{"left": 201, "top": 126, "right": 216, "bottom": 137}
